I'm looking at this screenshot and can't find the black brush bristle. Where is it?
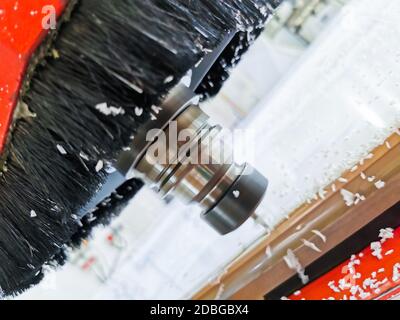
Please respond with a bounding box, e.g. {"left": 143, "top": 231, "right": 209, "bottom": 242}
{"left": 0, "top": 0, "right": 280, "bottom": 296}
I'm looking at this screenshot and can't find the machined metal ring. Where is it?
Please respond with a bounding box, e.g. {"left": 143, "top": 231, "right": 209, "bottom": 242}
{"left": 116, "top": 84, "right": 268, "bottom": 234}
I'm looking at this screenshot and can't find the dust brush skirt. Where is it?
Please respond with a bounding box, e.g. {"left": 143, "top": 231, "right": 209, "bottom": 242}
{"left": 0, "top": 0, "right": 280, "bottom": 295}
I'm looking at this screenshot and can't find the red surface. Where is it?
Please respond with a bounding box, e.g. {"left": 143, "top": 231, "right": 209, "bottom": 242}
{"left": 290, "top": 227, "right": 400, "bottom": 300}
{"left": 0, "top": 0, "right": 66, "bottom": 153}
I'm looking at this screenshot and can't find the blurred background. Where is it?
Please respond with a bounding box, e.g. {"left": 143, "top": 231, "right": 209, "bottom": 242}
{"left": 18, "top": 0, "right": 400, "bottom": 299}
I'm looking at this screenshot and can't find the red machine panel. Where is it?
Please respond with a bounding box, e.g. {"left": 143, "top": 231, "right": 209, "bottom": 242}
{"left": 290, "top": 227, "right": 400, "bottom": 300}
{"left": 0, "top": 0, "right": 66, "bottom": 153}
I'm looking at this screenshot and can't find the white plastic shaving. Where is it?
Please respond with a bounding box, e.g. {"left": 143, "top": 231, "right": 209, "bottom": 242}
{"left": 349, "top": 284, "right": 360, "bottom": 295}
{"left": 370, "top": 241, "right": 383, "bottom": 260}
{"left": 134, "top": 107, "right": 143, "bottom": 116}
{"left": 353, "top": 193, "right": 366, "bottom": 205}
{"left": 360, "top": 172, "right": 367, "bottom": 180}
{"left": 357, "top": 193, "right": 364, "bottom": 200}
{"left": 393, "top": 263, "right": 400, "bottom": 282}
{"left": 379, "top": 227, "right": 394, "bottom": 242}
{"left": 331, "top": 184, "right": 337, "bottom": 192}
{"left": 367, "top": 176, "right": 376, "bottom": 182}
{"left": 56, "top": 144, "right": 67, "bottom": 155}
{"left": 338, "top": 278, "right": 351, "bottom": 290}
{"left": 350, "top": 165, "right": 358, "bottom": 172}
{"left": 105, "top": 165, "right": 117, "bottom": 174}
{"left": 164, "top": 75, "right": 174, "bottom": 84}
{"left": 95, "top": 102, "right": 125, "bottom": 116}
{"left": 283, "top": 249, "right": 309, "bottom": 284}
{"left": 385, "top": 141, "right": 392, "bottom": 149}
{"left": 374, "top": 180, "right": 386, "bottom": 189}
{"left": 340, "top": 189, "right": 355, "bottom": 206}
{"left": 328, "top": 281, "right": 341, "bottom": 293}
{"left": 30, "top": 210, "right": 37, "bottom": 218}
{"left": 79, "top": 151, "right": 89, "bottom": 161}
{"left": 95, "top": 160, "right": 104, "bottom": 173}
{"left": 151, "top": 105, "right": 162, "bottom": 114}
{"left": 385, "top": 249, "right": 394, "bottom": 256}
{"left": 233, "top": 190, "right": 240, "bottom": 198}
{"left": 338, "top": 177, "right": 348, "bottom": 183}
{"left": 302, "top": 239, "right": 322, "bottom": 253}
{"left": 312, "top": 230, "right": 327, "bottom": 243}
{"left": 359, "top": 291, "right": 371, "bottom": 299}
